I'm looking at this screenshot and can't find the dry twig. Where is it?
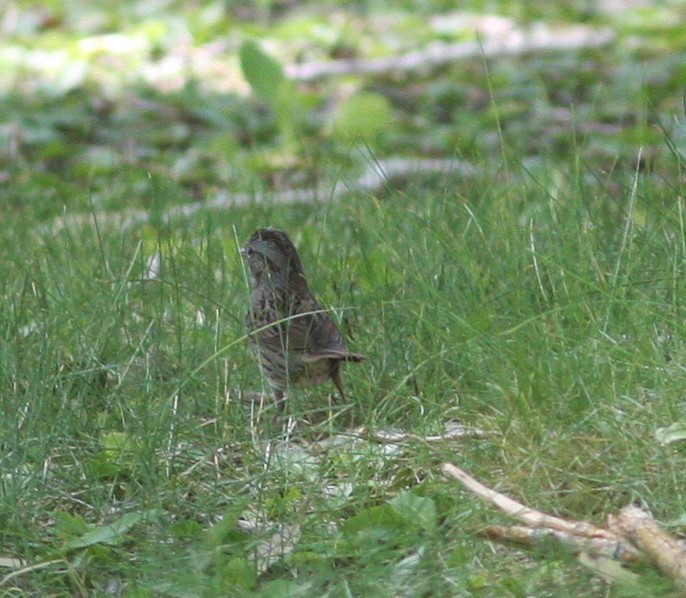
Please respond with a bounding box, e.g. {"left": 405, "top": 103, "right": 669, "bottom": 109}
{"left": 359, "top": 423, "right": 493, "bottom": 444}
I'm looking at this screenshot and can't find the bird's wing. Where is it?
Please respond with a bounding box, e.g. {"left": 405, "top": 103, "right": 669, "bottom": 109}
{"left": 249, "top": 297, "right": 364, "bottom": 362}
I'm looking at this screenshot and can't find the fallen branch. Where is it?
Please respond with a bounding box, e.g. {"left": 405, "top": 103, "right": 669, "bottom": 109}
{"left": 608, "top": 505, "right": 686, "bottom": 591}
{"left": 483, "top": 524, "right": 643, "bottom": 564}
{"left": 48, "top": 157, "right": 473, "bottom": 233}
{"left": 287, "top": 25, "right": 615, "bottom": 82}
{"left": 442, "top": 462, "right": 686, "bottom": 589}
{"left": 441, "top": 463, "right": 616, "bottom": 541}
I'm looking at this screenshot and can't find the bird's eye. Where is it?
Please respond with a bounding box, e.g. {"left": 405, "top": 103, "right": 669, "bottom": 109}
{"left": 241, "top": 246, "right": 254, "bottom": 257}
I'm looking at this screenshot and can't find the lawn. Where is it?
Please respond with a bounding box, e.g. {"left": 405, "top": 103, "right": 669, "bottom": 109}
{"left": 1, "top": 0, "right": 686, "bottom": 595}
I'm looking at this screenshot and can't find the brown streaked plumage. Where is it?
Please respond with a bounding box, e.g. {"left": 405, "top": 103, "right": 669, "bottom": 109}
{"left": 241, "top": 228, "right": 364, "bottom": 410}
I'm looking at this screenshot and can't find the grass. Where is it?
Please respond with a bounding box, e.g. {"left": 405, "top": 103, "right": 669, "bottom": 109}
{"left": 3, "top": 1, "right": 686, "bottom": 594}
{"left": 1, "top": 145, "right": 685, "bottom": 595}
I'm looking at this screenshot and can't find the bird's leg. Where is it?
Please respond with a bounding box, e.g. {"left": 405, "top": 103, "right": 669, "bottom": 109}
{"left": 273, "top": 388, "right": 287, "bottom": 412}
{"left": 331, "top": 367, "right": 347, "bottom": 402}
{"left": 270, "top": 387, "right": 296, "bottom": 439}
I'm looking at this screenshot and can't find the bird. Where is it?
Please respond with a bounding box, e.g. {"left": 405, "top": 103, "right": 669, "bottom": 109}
{"left": 241, "top": 228, "right": 364, "bottom": 411}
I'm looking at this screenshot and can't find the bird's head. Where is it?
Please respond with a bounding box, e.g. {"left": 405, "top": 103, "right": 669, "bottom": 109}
{"left": 241, "top": 228, "right": 307, "bottom": 289}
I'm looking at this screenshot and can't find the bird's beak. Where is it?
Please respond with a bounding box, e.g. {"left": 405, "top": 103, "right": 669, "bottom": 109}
{"left": 240, "top": 247, "right": 249, "bottom": 258}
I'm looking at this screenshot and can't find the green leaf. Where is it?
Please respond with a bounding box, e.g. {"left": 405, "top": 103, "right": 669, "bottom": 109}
{"left": 341, "top": 504, "right": 405, "bottom": 538}
{"left": 87, "top": 431, "right": 138, "bottom": 480}
{"left": 204, "top": 502, "right": 248, "bottom": 549}
{"left": 332, "top": 92, "right": 392, "bottom": 143}
{"left": 63, "top": 510, "right": 159, "bottom": 551}
{"left": 53, "top": 511, "right": 89, "bottom": 540}
{"left": 170, "top": 518, "right": 204, "bottom": 540}
{"left": 221, "top": 556, "right": 257, "bottom": 591}
{"left": 655, "top": 421, "right": 686, "bottom": 445}
{"left": 239, "top": 40, "right": 303, "bottom": 135}
{"left": 102, "top": 431, "right": 136, "bottom": 459}
{"left": 239, "top": 40, "right": 286, "bottom": 107}
{"left": 390, "top": 492, "right": 437, "bottom": 532}
{"left": 86, "top": 450, "right": 120, "bottom": 480}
